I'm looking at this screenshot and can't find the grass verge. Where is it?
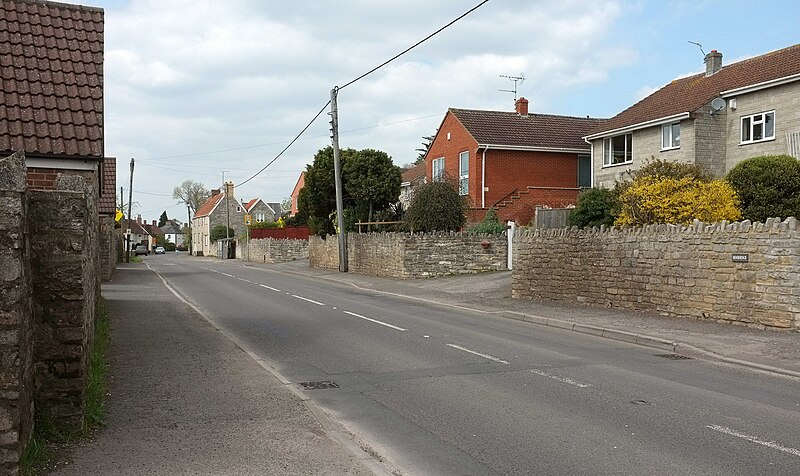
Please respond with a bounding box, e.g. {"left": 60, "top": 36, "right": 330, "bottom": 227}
{"left": 20, "top": 297, "right": 111, "bottom": 475}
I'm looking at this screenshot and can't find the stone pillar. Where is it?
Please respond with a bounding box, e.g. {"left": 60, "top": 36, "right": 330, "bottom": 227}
{"left": 0, "top": 151, "right": 35, "bottom": 473}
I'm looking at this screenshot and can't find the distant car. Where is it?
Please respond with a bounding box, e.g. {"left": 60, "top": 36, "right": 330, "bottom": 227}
{"left": 134, "top": 245, "right": 149, "bottom": 256}
{"left": 154, "top": 246, "right": 166, "bottom": 254}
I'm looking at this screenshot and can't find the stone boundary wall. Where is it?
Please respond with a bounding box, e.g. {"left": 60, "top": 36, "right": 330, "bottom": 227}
{"left": 513, "top": 218, "right": 800, "bottom": 330}
{"left": 237, "top": 238, "right": 309, "bottom": 263}
{"left": 99, "top": 216, "right": 117, "bottom": 281}
{"left": 0, "top": 152, "right": 34, "bottom": 472}
{"left": 310, "top": 232, "right": 508, "bottom": 278}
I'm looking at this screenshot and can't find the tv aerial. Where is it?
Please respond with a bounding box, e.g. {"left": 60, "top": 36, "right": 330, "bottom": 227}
{"left": 499, "top": 73, "right": 525, "bottom": 100}
{"left": 688, "top": 41, "right": 706, "bottom": 57}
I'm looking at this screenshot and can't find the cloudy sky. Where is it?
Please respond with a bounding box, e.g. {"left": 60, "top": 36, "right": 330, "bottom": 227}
{"left": 88, "top": 0, "right": 800, "bottom": 221}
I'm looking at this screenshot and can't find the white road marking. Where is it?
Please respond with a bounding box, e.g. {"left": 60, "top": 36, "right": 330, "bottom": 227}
{"left": 343, "top": 311, "right": 407, "bottom": 331}
{"left": 446, "top": 344, "right": 509, "bottom": 364}
{"left": 530, "top": 369, "right": 592, "bottom": 388}
{"left": 237, "top": 278, "right": 252, "bottom": 283}
{"left": 220, "top": 272, "right": 234, "bottom": 277}
{"left": 259, "top": 284, "right": 281, "bottom": 292}
{"left": 292, "top": 295, "right": 325, "bottom": 306}
{"left": 706, "top": 425, "right": 800, "bottom": 457}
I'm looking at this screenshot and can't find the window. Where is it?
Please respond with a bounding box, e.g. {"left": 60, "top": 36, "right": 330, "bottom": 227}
{"left": 602, "top": 133, "right": 633, "bottom": 166}
{"left": 236, "top": 205, "right": 242, "bottom": 213}
{"left": 256, "top": 212, "right": 265, "bottom": 222}
{"left": 741, "top": 111, "right": 775, "bottom": 144}
{"left": 661, "top": 123, "right": 680, "bottom": 150}
{"left": 432, "top": 157, "right": 444, "bottom": 181}
{"left": 458, "top": 151, "right": 469, "bottom": 195}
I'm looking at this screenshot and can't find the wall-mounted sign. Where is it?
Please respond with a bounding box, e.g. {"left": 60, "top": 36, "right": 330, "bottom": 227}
{"left": 732, "top": 253, "right": 749, "bottom": 263}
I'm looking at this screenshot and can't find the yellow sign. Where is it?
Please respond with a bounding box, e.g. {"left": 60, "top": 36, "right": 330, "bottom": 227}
{"left": 115, "top": 210, "right": 124, "bottom": 222}
{"left": 244, "top": 214, "right": 252, "bottom": 225}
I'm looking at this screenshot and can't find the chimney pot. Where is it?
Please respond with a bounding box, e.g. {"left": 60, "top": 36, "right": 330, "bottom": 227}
{"left": 704, "top": 50, "right": 723, "bottom": 76}
{"left": 515, "top": 97, "right": 529, "bottom": 116}
{"left": 224, "top": 181, "right": 235, "bottom": 199}
{"left": 211, "top": 188, "right": 220, "bottom": 196}
{"left": 137, "top": 214, "right": 141, "bottom": 224}
{"left": 152, "top": 220, "right": 156, "bottom": 226}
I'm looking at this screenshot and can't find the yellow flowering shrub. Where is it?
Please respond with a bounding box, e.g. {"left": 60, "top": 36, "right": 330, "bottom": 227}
{"left": 615, "top": 176, "right": 741, "bottom": 226}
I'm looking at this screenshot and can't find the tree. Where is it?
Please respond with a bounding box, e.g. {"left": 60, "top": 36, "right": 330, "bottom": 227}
{"left": 404, "top": 177, "right": 467, "bottom": 232}
{"left": 209, "top": 224, "right": 235, "bottom": 243}
{"left": 280, "top": 196, "right": 293, "bottom": 217}
{"left": 569, "top": 188, "right": 618, "bottom": 228}
{"left": 726, "top": 154, "right": 800, "bottom": 222}
{"left": 344, "top": 148, "right": 401, "bottom": 228}
{"left": 298, "top": 147, "right": 355, "bottom": 237}
{"left": 172, "top": 180, "right": 210, "bottom": 217}
{"left": 158, "top": 211, "right": 168, "bottom": 227}
{"left": 414, "top": 135, "right": 435, "bottom": 165}
{"left": 468, "top": 207, "right": 506, "bottom": 234}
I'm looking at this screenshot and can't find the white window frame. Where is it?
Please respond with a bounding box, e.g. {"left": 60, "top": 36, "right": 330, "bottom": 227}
{"left": 661, "top": 123, "right": 680, "bottom": 150}
{"left": 740, "top": 110, "right": 775, "bottom": 144}
{"left": 432, "top": 157, "right": 444, "bottom": 181}
{"left": 256, "top": 212, "right": 265, "bottom": 222}
{"left": 602, "top": 133, "right": 633, "bottom": 167}
{"left": 458, "top": 151, "right": 469, "bottom": 195}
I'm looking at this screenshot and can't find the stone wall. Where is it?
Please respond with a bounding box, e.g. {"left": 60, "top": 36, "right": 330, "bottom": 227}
{"left": 0, "top": 152, "right": 34, "bottom": 473}
{"left": 28, "top": 175, "right": 99, "bottom": 429}
{"left": 513, "top": 218, "right": 800, "bottom": 330}
{"left": 99, "top": 215, "right": 117, "bottom": 281}
{"left": 310, "top": 232, "right": 508, "bottom": 278}
{"left": 237, "top": 238, "right": 309, "bottom": 263}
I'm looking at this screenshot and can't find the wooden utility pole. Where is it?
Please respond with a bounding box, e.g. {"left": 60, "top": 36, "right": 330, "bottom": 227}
{"left": 330, "top": 86, "right": 347, "bottom": 272}
{"left": 126, "top": 158, "right": 134, "bottom": 262}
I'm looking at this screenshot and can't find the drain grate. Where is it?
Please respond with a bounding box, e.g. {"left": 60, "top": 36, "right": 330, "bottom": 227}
{"left": 656, "top": 353, "right": 693, "bottom": 360}
{"left": 298, "top": 380, "right": 340, "bottom": 390}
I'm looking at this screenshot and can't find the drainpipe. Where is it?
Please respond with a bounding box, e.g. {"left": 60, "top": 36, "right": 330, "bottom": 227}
{"left": 583, "top": 137, "right": 594, "bottom": 188}
{"left": 481, "top": 145, "right": 489, "bottom": 208}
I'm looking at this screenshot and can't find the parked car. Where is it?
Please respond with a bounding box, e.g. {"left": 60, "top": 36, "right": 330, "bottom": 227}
{"left": 154, "top": 246, "right": 165, "bottom": 254}
{"left": 134, "top": 245, "right": 149, "bottom": 256}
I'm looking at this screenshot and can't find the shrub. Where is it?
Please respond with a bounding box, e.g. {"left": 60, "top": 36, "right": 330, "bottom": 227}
{"left": 569, "top": 188, "right": 617, "bottom": 228}
{"left": 404, "top": 178, "right": 467, "bottom": 232}
{"left": 726, "top": 154, "right": 800, "bottom": 222}
{"left": 469, "top": 207, "right": 506, "bottom": 234}
{"left": 620, "top": 157, "right": 712, "bottom": 183}
{"left": 615, "top": 176, "right": 741, "bottom": 226}
{"left": 209, "top": 224, "right": 235, "bottom": 242}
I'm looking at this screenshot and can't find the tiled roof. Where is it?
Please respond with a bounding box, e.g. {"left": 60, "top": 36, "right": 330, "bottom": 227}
{"left": 195, "top": 192, "right": 223, "bottom": 218}
{"left": 144, "top": 223, "right": 162, "bottom": 236}
{"left": 449, "top": 108, "right": 605, "bottom": 150}
{"left": 0, "top": 0, "right": 104, "bottom": 158}
{"left": 244, "top": 198, "right": 259, "bottom": 211}
{"left": 401, "top": 163, "right": 425, "bottom": 183}
{"left": 590, "top": 43, "right": 800, "bottom": 136}
{"left": 98, "top": 156, "right": 114, "bottom": 214}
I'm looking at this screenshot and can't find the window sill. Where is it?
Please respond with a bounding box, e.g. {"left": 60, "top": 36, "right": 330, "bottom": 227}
{"left": 660, "top": 146, "right": 680, "bottom": 152}
{"left": 739, "top": 137, "right": 776, "bottom": 146}
{"left": 601, "top": 161, "right": 633, "bottom": 169}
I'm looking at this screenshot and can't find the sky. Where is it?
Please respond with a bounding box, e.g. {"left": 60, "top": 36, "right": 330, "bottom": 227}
{"left": 86, "top": 0, "right": 800, "bottom": 222}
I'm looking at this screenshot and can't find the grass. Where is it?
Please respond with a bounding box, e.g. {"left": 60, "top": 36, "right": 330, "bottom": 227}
{"left": 129, "top": 255, "right": 143, "bottom": 263}
{"left": 20, "top": 297, "right": 111, "bottom": 475}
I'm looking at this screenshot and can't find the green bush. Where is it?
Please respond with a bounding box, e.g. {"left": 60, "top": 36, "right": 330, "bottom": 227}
{"left": 209, "top": 224, "right": 234, "bottom": 242}
{"left": 404, "top": 177, "right": 467, "bottom": 232}
{"left": 726, "top": 154, "right": 800, "bottom": 222}
{"left": 469, "top": 208, "right": 506, "bottom": 234}
{"left": 569, "top": 188, "right": 617, "bottom": 228}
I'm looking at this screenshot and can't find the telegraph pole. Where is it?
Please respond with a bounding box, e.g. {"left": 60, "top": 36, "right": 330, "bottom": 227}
{"left": 126, "top": 158, "right": 134, "bottom": 263}
{"left": 222, "top": 170, "right": 231, "bottom": 259}
{"left": 330, "top": 86, "right": 347, "bottom": 272}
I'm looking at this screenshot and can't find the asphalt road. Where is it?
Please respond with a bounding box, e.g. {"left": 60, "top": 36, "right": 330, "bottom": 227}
{"left": 145, "top": 254, "right": 800, "bottom": 475}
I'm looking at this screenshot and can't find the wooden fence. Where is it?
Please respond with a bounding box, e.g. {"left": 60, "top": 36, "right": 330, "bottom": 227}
{"left": 250, "top": 226, "right": 310, "bottom": 240}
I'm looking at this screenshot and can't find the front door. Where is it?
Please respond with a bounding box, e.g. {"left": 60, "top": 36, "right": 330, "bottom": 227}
{"left": 578, "top": 155, "right": 591, "bottom": 188}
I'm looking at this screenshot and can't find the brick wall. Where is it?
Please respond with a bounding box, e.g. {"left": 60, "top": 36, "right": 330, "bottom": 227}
{"left": 0, "top": 152, "right": 34, "bottom": 473}
{"left": 310, "top": 232, "right": 508, "bottom": 278}
{"left": 513, "top": 217, "right": 800, "bottom": 329}
{"left": 237, "top": 238, "right": 309, "bottom": 263}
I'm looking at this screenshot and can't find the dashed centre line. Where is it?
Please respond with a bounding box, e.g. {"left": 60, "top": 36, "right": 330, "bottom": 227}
{"left": 259, "top": 284, "right": 281, "bottom": 292}
{"left": 530, "top": 369, "right": 592, "bottom": 388}
{"left": 706, "top": 425, "right": 800, "bottom": 457}
{"left": 446, "top": 344, "right": 509, "bottom": 364}
{"left": 292, "top": 295, "right": 325, "bottom": 306}
{"left": 343, "top": 311, "right": 407, "bottom": 331}
{"left": 237, "top": 278, "right": 252, "bottom": 283}
{"left": 220, "top": 272, "right": 234, "bottom": 277}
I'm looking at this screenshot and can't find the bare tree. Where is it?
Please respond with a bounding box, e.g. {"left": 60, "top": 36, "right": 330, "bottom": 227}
{"left": 172, "top": 180, "right": 210, "bottom": 217}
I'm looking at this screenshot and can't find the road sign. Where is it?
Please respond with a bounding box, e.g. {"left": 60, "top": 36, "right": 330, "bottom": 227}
{"left": 244, "top": 214, "right": 252, "bottom": 225}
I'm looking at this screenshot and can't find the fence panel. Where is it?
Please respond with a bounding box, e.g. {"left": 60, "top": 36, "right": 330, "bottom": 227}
{"left": 533, "top": 207, "right": 570, "bottom": 229}
{"left": 250, "top": 226, "right": 310, "bottom": 240}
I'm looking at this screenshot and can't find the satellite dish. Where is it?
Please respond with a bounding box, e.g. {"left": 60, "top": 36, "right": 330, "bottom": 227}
{"left": 710, "top": 97, "right": 726, "bottom": 112}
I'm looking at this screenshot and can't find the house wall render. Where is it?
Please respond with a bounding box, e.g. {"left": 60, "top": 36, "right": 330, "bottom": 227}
{"left": 513, "top": 218, "right": 800, "bottom": 330}
{"left": 310, "top": 233, "right": 507, "bottom": 278}
{"left": 237, "top": 238, "right": 309, "bottom": 263}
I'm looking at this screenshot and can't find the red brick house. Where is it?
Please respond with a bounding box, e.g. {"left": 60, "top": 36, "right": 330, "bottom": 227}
{"left": 424, "top": 99, "right": 605, "bottom": 224}
{"left": 290, "top": 171, "right": 305, "bottom": 216}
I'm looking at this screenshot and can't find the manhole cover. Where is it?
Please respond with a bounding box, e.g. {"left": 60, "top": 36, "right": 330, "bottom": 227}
{"left": 298, "top": 381, "right": 340, "bottom": 390}
{"left": 655, "top": 353, "right": 693, "bottom": 360}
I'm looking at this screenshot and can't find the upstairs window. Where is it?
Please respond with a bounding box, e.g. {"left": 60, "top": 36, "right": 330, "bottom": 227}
{"left": 602, "top": 133, "right": 633, "bottom": 166}
{"left": 741, "top": 111, "right": 775, "bottom": 144}
{"left": 459, "top": 151, "right": 469, "bottom": 195}
{"left": 432, "top": 157, "right": 444, "bottom": 181}
{"left": 661, "top": 123, "right": 680, "bottom": 150}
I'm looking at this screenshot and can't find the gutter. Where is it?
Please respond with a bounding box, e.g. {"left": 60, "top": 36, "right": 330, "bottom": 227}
{"left": 721, "top": 72, "right": 800, "bottom": 98}
{"left": 583, "top": 112, "right": 691, "bottom": 141}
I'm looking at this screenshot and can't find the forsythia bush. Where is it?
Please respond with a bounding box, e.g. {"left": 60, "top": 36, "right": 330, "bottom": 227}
{"left": 615, "top": 176, "right": 741, "bottom": 226}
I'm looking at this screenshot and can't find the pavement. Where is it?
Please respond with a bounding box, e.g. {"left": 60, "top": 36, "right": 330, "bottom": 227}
{"left": 52, "top": 255, "right": 800, "bottom": 475}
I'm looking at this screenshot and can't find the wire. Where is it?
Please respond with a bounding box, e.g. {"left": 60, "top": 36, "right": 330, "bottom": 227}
{"left": 339, "top": 0, "right": 491, "bottom": 90}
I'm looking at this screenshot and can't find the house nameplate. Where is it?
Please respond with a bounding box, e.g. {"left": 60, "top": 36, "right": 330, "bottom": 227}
{"left": 731, "top": 253, "right": 749, "bottom": 263}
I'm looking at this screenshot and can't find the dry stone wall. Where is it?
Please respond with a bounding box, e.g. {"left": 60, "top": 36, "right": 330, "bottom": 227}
{"left": 237, "top": 238, "right": 309, "bottom": 263}
{"left": 513, "top": 218, "right": 800, "bottom": 330}
{"left": 310, "top": 232, "right": 507, "bottom": 278}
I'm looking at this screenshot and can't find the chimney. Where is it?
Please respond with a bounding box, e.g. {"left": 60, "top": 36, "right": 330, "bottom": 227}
{"left": 515, "top": 97, "right": 529, "bottom": 116}
{"left": 211, "top": 188, "right": 220, "bottom": 196}
{"left": 137, "top": 214, "right": 142, "bottom": 224}
{"left": 224, "top": 181, "right": 235, "bottom": 199}
{"left": 704, "top": 50, "right": 723, "bottom": 76}
{"left": 152, "top": 220, "right": 156, "bottom": 226}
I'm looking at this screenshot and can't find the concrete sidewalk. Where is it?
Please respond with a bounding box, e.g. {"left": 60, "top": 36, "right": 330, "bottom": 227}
{"left": 254, "top": 259, "right": 800, "bottom": 379}
{"left": 52, "top": 263, "right": 375, "bottom": 476}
